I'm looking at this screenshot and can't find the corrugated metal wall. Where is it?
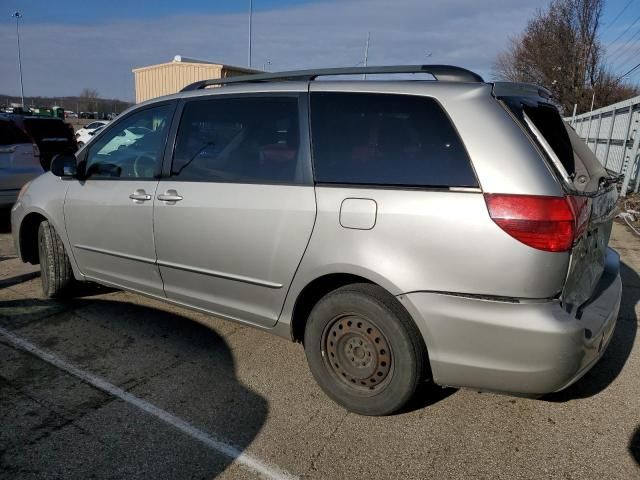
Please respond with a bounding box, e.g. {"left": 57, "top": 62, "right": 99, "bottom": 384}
{"left": 133, "top": 63, "right": 223, "bottom": 103}
{"left": 568, "top": 94, "right": 640, "bottom": 196}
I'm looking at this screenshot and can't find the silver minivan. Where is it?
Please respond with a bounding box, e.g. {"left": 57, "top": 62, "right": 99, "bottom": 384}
{"left": 11, "top": 66, "right": 622, "bottom": 415}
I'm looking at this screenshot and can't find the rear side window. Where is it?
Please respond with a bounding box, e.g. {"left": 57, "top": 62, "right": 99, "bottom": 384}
{"left": 171, "top": 96, "right": 307, "bottom": 184}
{"left": 310, "top": 92, "right": 477, "bottom": 187}
{"left": 23, "top": 119, "right": 73, "bottom": 143}
{"left": 0, "top": 120, "right": 31, "bottom": 145}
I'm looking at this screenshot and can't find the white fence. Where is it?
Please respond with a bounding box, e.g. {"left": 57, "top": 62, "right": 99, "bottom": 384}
{"left": 568, "top": 94, "right": 640, "bottom": 196}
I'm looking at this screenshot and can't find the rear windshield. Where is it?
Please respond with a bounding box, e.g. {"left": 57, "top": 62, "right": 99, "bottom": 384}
{"left": 22, "top": 119, "right": 73, "bottom": 142}
{"left": 502, "top": 98, "right": 575, "bottom": 177}
{"left": 0, "top": 120, "right": 32, "bottom": 146}
{"left": 310, "top": 92, "right": 478, "bottom": 188}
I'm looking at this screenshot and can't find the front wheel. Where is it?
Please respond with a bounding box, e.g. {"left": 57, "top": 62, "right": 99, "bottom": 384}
{"left": 304, "top": 283, "right": 427, "bottom": 416}
{"left": 38, "top": 220, "right": 76, "bottom": 298}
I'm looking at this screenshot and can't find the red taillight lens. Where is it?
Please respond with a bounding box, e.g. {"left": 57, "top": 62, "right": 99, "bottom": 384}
{"left": 567, "top": 196, "right": 591, "bottom": 240}
{"left": 484, "top": 194, "right": 579, "bottom": 252}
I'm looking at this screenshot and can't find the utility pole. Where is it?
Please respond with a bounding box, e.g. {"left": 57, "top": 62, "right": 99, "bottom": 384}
{"left": 248, "top": 0, "right": 253, "bottom": 68}
{"left": 362, "top": 32, "right": 370, "bottom": 80}
{"left": 11, "top": 12, "right": 25, "bottom": 107}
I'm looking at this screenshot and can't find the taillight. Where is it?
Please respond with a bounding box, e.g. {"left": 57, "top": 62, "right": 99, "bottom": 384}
{"left": 567, "top": 196, "right": 591, "bottom": 240}
{"left": 484, "top": 194, "right": 590, "bottom": 252}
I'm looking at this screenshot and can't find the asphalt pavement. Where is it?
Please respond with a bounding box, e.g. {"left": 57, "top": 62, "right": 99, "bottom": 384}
{"left": 0, "top": 210, "right": 639, "bottom": 479}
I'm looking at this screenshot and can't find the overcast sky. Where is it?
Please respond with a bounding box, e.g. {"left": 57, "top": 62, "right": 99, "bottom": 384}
{"left": 0, "top": 0, "right": 636, "bottom": 101}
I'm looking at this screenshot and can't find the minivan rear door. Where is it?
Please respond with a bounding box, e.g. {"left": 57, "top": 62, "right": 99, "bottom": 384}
{"left": 495, "top": 84, "right": 618, "bottom": 309}
{"left": 154, "top": 92, "right": 316, "bottom": 328}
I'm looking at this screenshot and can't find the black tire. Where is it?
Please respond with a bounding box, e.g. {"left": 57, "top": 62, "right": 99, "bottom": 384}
{"left": 304, "top": 283, "right": 427, "bottom": 416}
{"left": 38, "top": 220, "right": 75, "bottom": 298}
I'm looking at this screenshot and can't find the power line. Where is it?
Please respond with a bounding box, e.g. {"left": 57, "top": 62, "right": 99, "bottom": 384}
{"left": 608, "top": 12, "right": 640, "bottom": 45}
{"left": 608, "top": 28, "right": 640, "bottom": 64}
{"left": 615, "top": 43, "right": 640, "bottom": 70}
{"left": 616, "top": 61, "right": 640, "bottom": 81}
{"left": 601, "top": 0, "right": 634, "bottom": 34}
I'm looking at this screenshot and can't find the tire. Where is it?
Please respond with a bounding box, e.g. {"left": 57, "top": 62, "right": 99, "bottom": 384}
{"left": 38, "top": 220, "right": 75, "bottom": 298}
{"left": 304, "top": 283, "right": 427, "bottom": 416}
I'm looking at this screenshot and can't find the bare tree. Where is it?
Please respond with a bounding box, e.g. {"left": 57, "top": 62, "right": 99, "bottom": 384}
{"left": 79, "top": 88, "right": 99, "bottom": 99}
{"left": 79, "top": 88, "right": 100, "bottom": 113}
{"left": 493, "top": 0, "right": 638, "bottom": 114}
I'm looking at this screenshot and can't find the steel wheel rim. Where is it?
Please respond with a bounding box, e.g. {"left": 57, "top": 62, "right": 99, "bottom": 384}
{"left": 322, "top": 314, "right": 393, "bottom": 394}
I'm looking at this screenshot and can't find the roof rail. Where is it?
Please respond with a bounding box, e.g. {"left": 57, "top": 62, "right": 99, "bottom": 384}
{"left": 180, "top": 64, "right": 484, "bottom": 92}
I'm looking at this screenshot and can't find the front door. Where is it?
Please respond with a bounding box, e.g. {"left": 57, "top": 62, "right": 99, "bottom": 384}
{"left": 64, "top": 103, "right": 174, "bottom": 296}
{"left": 153, "top": 94, "right": 316, "bottom": 327}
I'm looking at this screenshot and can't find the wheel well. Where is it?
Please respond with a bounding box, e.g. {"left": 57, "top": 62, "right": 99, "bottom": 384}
{"left": 19, "top": 212, "right": 47, "bottom": 264}
{"left": 291, "top": 273, "right": 373, "bottom": 343}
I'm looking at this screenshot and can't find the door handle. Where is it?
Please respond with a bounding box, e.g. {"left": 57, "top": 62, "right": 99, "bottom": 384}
{"left": 157, "top": 189, "right": 183, "bottom": 203}
{"left": 129, "top": 189, "right": 152, "bottom": 202}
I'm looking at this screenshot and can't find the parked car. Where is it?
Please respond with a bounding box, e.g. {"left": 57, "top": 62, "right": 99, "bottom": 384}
{"left": 11, "top": 66, "right": 621, "bottom": 416}
{"left": 75, "top": 120, "right": 109, "bottom": 146}
{"left": 4, "top": 115, "right": 77, "bottom": 171}
{"left": 0, "top": 117, "right": 43, "bottom": 208}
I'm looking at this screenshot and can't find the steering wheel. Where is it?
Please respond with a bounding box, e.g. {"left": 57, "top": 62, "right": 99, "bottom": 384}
{"left": 133, "top": 153, "right": 156, "bottom": 178}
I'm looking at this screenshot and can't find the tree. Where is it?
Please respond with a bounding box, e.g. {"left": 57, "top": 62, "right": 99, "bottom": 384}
{"left": 493, "top": 0, "right": 638, "bottom": 114}
{"left": 79, "top": 88, "right": 99, "bottom": 113}
{"left": 79, "top": 88, "right": 99, "bottom": 99}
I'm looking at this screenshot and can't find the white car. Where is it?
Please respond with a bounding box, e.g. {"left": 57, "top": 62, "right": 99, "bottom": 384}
{"left": 75, "top": 120, "right": 108, "bottom": 146}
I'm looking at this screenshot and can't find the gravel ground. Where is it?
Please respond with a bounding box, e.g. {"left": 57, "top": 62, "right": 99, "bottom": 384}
{"left": 0, "top": 213, "right": 638, "bottom": 480}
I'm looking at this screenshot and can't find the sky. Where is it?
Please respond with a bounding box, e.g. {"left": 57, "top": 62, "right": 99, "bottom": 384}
{"left": 0, "top": 0, "right": 638, "bottom": 102}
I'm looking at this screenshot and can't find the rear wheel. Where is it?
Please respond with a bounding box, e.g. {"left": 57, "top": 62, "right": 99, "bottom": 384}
{"left": 38, "top": 220, "right": 76, "bottom": 298}
{"left": 304, "top": 283, "right": 427, "bottom": 416}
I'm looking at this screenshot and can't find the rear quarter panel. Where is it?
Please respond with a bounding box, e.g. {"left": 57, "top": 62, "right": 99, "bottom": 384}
{"left": 279, "top": 187, "right": 570, "bottom": 329}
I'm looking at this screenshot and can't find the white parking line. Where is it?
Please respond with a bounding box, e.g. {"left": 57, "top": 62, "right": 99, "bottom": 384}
{"left": 0, "top": 325, "right": 297, "bottom": 480}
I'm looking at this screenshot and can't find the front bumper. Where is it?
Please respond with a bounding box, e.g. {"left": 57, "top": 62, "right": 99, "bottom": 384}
{"left": 398, "top": 248, "right": 622, "bottom": 395}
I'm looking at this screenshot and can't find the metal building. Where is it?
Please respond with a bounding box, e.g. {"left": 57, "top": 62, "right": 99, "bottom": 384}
{"left": 132, "top": 55, "right": 259, "bottom": 103}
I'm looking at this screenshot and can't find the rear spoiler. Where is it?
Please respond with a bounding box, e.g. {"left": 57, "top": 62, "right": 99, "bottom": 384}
{"left": 492, "top": 82, "right": 552, "bottom": 101}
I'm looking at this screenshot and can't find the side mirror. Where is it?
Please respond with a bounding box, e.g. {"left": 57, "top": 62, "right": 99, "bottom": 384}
{"left": 50, "top": 153, "right": 78, "bottom": 178}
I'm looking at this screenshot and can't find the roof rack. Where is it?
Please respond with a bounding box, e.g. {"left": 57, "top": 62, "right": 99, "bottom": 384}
{"left": 180, "top": 64, "right": 484, "bottom": 92}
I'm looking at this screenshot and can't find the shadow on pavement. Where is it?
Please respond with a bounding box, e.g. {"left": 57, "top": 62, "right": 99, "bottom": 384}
{"left": 546, "top": 261, "right": 638, "bottom": 402}
{"left": 0, "top": 271, "right": 40, "bottom": 290}
{"left": 631, "top": 426, "right": 640, "bottom": 466}
{"left": 399, "top": 381, "right": 457, "bottom": 414}
{"left": 0, "top": 296, "right": 269, "bottom": 479}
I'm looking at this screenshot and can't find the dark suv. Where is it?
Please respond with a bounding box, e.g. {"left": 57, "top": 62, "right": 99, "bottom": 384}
{"left": 2, "top": 115, "right": 77, "bottom": 171}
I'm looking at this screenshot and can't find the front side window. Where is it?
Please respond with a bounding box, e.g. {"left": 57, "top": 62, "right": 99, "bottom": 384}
{"left": 171, "top": 96, "right": 305, "bottom": 184}
{"left": 85, "top": 104, "right": 172, "bottom": 179}
{"left": 310, "top": 92, "right": 477, "bottom": 187}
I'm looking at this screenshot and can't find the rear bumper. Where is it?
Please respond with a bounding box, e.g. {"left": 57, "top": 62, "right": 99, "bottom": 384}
{"left": 398, "top": 248, "right": 621, "bottom": 395}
